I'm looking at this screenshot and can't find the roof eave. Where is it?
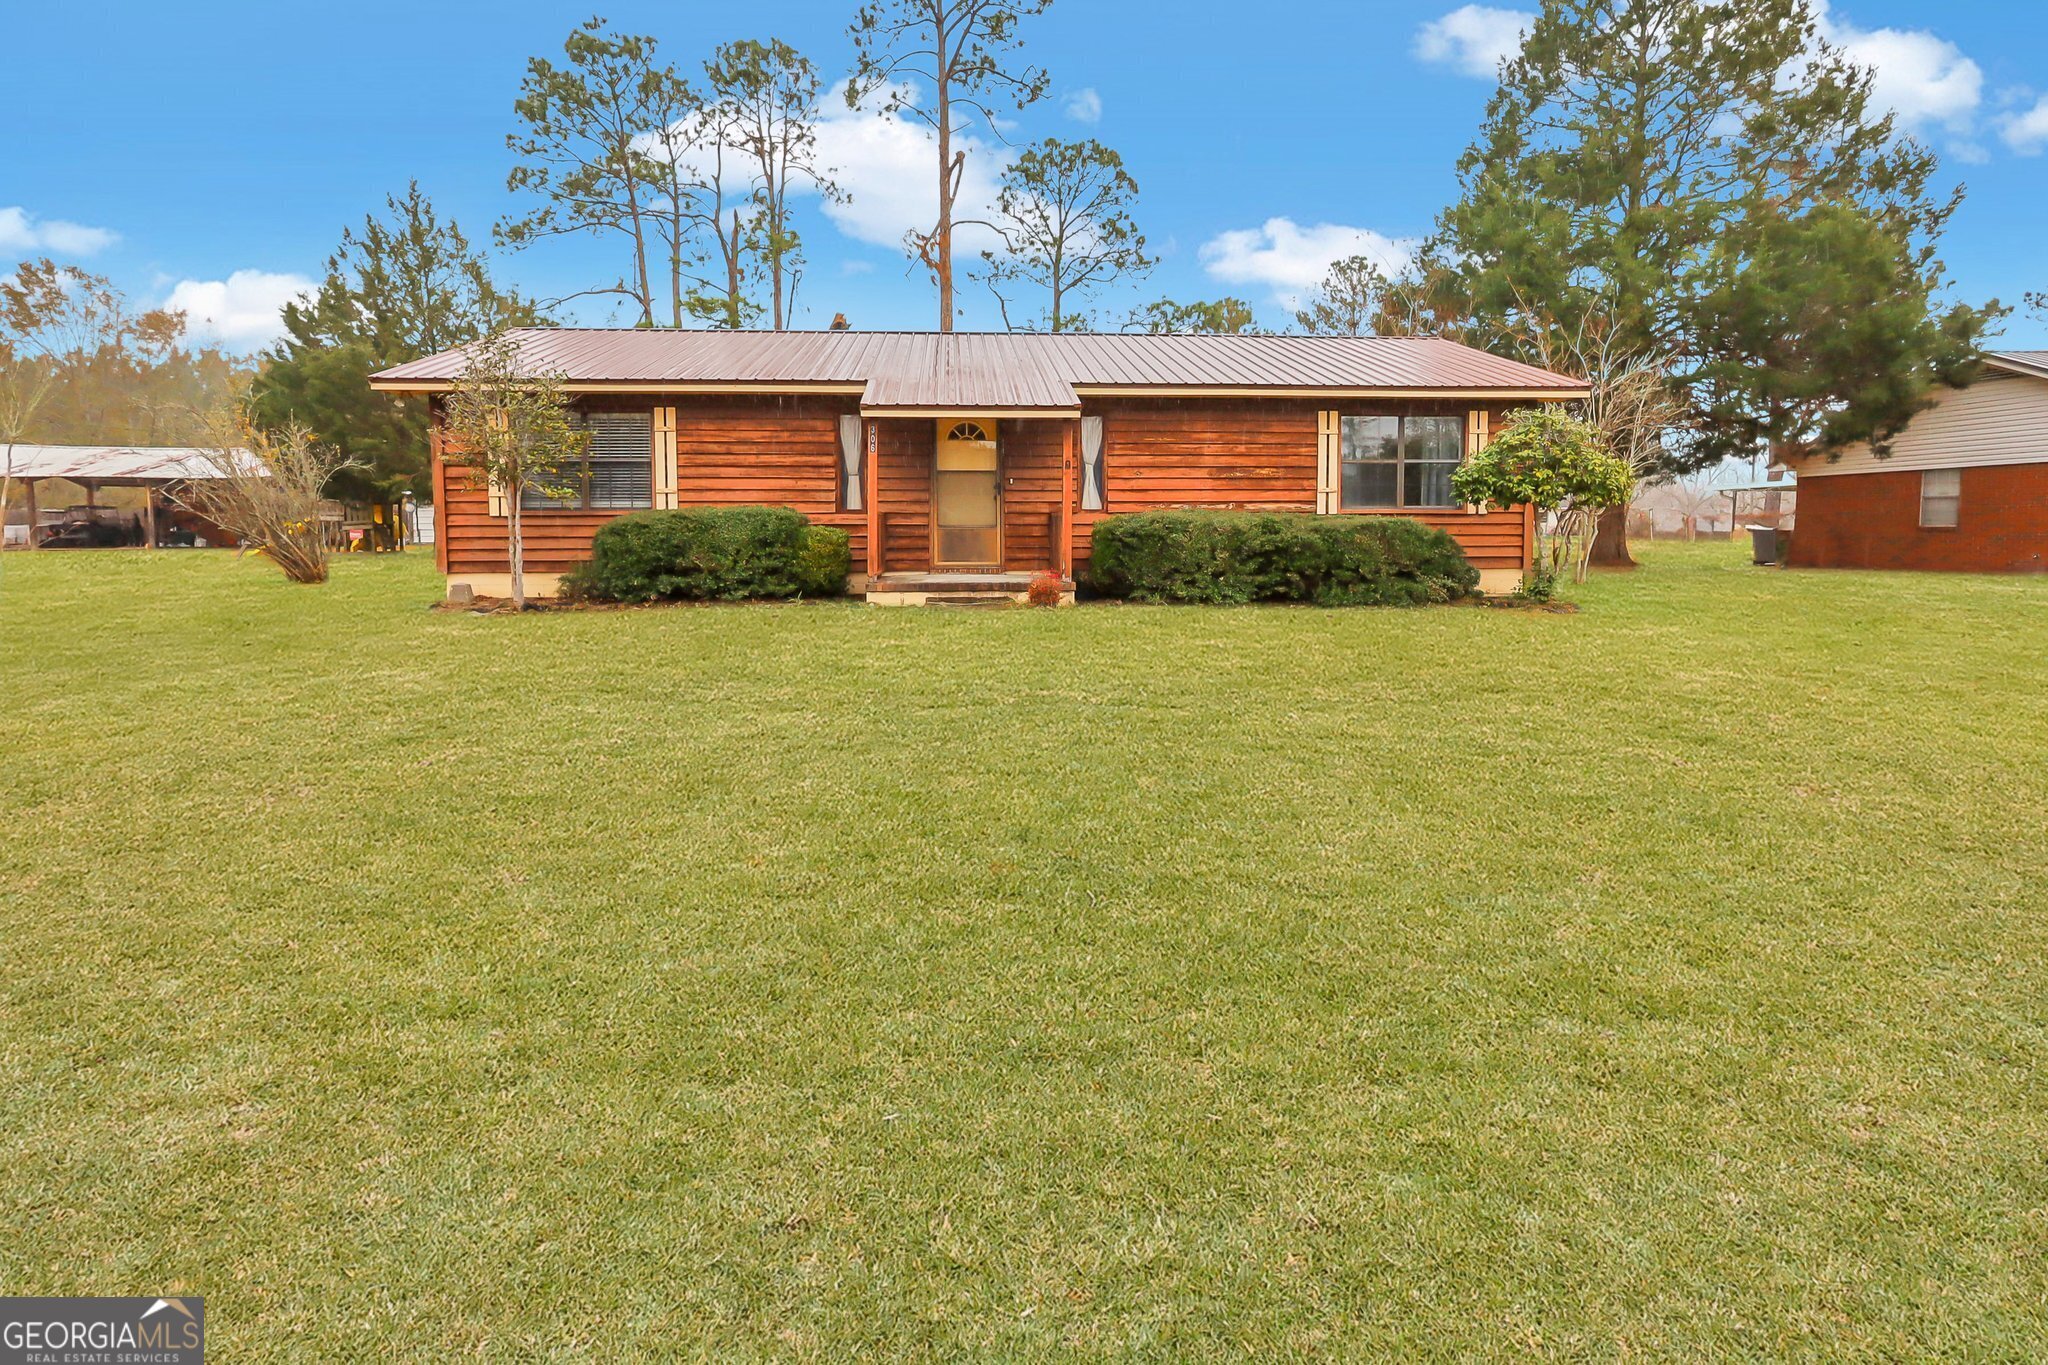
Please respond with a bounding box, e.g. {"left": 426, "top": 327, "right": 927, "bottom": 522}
{"left": 1987, "top": 353, "right": 2048, "bottom": 382}
{"left": 1068, "top": 384, "right": 1592, "bottom": 401}
{"left": 366, "top": 378, "right": 870, "bottom": 396}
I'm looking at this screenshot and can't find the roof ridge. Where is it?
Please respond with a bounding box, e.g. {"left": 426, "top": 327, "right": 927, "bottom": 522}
{"left": 503, "top": 326, "right": 1445, "bottom": 340}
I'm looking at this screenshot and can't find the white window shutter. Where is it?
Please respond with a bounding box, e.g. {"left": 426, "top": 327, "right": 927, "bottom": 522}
{"left": 1080, "top": 415, "right": 1105, "bottom": 511}
{"left": 840, "top": 414, "right": 864, "bottom": 512}
{"left": 654, "top": 405, "right": 679, "bottom": 509}
{"left": 1316, "top": 410, "right": 1340, "bottom": 514}
{"left": 1464, "top": 409, "right": 1489, "bottom": 512}
{"left": 1466, "top": 408, "right": 1491, "bottom": 457}
{"left": 487, "top": 407, "right": 509, "bottom": 517}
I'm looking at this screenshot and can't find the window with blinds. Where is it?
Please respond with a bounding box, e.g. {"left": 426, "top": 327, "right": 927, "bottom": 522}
{"left": 522, "top": 410, "right": 654, "bottom": 511}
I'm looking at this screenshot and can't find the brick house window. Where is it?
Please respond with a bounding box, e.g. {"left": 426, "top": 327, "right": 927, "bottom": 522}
{"left": 1919, "top": 469, "right": 1961, "bottom": 528}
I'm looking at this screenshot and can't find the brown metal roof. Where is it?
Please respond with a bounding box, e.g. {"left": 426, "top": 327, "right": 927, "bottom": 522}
{"left": 370, "top": 328, "right": 1588, "bottom": 408}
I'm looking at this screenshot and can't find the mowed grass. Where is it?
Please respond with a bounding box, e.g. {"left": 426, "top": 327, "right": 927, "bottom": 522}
{"left": 3, "top": 544, "right": 2047, "bottom": 1360}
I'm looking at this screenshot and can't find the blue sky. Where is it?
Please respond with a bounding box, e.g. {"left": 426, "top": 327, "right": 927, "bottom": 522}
{"left": 5, "top": 0, "right": 2044, "bottom": 350}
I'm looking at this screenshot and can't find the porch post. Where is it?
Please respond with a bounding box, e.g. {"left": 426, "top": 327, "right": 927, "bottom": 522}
{"left": 863, "top": 419, "right": 881, "bottom": 578}
{"left": 1059, "top": 418, "right": 1077, "bottom": 576}
{"left": 22, "top": 478, "right": 37, "bottom": 549}
{"left": 142, "top": 486, "right": 158, "bottom": 548}
{"left": 429, "top": 402, "right": 449, "bottom": 575}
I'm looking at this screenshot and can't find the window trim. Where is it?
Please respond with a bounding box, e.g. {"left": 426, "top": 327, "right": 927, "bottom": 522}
{"left": 1337, "top": 412, "right": 1465, "bottom": 511}
{"left": 1918, "top": 468, "right": 1961, "bottom": 529}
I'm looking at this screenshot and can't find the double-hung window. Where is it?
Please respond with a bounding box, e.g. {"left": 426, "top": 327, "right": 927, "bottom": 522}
{"left": 1340, "top": 414, "right": 1463, "bottom": 509}
{"left": 1918, "top": 469, "right": 1960, "bottom": 528}
{"left": 523, "top": 410, "right": 654, "bottom": 510}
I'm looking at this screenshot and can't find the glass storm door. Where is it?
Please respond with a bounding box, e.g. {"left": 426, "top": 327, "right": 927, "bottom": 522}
{"left": 934, "top": 419, "right": 1001, "bottom": 567}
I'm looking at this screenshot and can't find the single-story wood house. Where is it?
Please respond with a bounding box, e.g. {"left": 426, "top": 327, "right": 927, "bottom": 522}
{"left": 1785, "top": 351, "right": 2048, "bottom": 574}
{"left": 369, "top": 330, "right": 1589, "bottom": 599}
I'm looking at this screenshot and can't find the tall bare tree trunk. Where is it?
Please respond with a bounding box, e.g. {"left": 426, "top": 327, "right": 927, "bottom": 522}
{"left": 770, "top": 201, "right": 787, "bottom": 331}
{"left": 727, "top": 213, "right": 745, "bottom": 328}
{"left": 624, "top": 210, "right": 655, "bottom": 328}
{"left": 936, "top": 121, "right": 954, "bottom": 330}
{"left": 1588, "top": 502, "right": 1636, "bottom": 568}
{"left": 934, "top": 8, "right": 955, "bottom": 332}
{"left": 670, "top": 214, "right": 685, "bottom": 328}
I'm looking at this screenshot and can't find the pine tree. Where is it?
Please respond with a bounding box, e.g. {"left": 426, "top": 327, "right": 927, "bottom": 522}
{"left": 253, "top": 184, "right": 544, "bottom": 499}
{"left": 1404, "top": 0, "right": 1997, "bottom": 559}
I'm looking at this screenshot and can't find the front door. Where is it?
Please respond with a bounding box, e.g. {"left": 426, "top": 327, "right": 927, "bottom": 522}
{"left": 934, "top": 419, "right": 1000, "bottom": 567}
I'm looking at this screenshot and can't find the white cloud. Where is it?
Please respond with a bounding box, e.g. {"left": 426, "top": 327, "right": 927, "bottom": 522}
{"left": 2000, "top": 95, "right": 2048, "bottom": 154}
{"left": 1812, "top": 1, "right": 1982, "bottom": 133}
{"left": 805, "top": 81, "right": 1010, "bottom": 255}
{"left": 1418, "top": 4, "right": 1990, "bottom": 147}
{"left": 163, "top": 269, "right": 314, "bottom": 350}
{"left": 1063, "top": 87, "right": 1103, "bottom": 124}
{"left": 1198, "top": 218, "right": 1417, "bottom": 307}
{"left": 1415, "top": 5, "right": 1534, "bottom": 79}
{"left": 0, "top": 206, "right": 119, "bottom": 257}
{"left": 640, "top": 81, "right": 1011, "bottom": 260}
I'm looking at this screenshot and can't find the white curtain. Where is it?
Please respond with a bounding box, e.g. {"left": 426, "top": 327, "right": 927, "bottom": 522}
{"left": 839, "top": 415, "right": 864, "bottom": 512}
{"left": 1081, "top": 416, "right": 1105, "bottom": 511}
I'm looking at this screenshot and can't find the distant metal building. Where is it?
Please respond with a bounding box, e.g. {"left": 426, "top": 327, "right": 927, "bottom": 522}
{"left": 1, "top": 444, "right": 249, "bottom": 548}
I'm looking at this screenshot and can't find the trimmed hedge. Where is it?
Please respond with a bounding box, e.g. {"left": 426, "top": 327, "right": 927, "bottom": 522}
{"left": 1088, "top": 510, "right": 1480, "bottom": 606}
{"left": 561, "top": 507, "right": 850, "bottom": 602}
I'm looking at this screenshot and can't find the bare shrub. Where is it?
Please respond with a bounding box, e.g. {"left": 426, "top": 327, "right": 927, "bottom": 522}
{"left": 173, "top": 409, "right": 360, "bottom": 584}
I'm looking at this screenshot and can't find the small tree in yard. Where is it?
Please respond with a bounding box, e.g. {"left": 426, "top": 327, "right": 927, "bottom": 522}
{"left": 440, "top": 331, "right": 587, "bottom": 608}
{"left": 1452, "top": 407, "right": 1633, "bottom": 592}
{"left": 174, "top": 407, "right": 361, "bottom": 585}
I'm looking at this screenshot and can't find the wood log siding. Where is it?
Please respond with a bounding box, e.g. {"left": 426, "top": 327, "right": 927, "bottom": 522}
{"left": 876, "top": 418, "right": 934, "bottom": 573}
{"left": 998, "top": 421, "right": 1064, "bottom": 572}
{"left": 437, "top": 394, "right": 866, "bottom": 576}
{"left": 432, "top": 393, "right": 1532, "bottom": 581}
{"left": 1072, "top": 398, "right": 1529, "bottom": 574}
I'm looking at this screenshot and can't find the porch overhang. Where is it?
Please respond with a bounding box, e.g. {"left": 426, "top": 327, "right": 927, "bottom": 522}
{"left": 856, "top": 406, "right": 1081, "bottom": 420}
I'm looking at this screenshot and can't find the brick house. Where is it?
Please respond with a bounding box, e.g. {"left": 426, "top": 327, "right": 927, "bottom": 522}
{"left": 1786, "top": 351, "right": 2048, "bottom": 574}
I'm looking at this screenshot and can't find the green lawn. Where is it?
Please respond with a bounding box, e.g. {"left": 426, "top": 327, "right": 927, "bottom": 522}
{"left": 4, "top": 544, "right": 2047, "bottom": 1359}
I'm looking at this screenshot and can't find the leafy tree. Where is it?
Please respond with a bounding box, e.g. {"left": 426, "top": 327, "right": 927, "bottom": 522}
{"left": 705, "top": 38, "right": 843, "bottom": 330}
{"left": 502, "top": 18, "right": 670, "bottom": 327}
{"left": 253, "top": 183, "right": 544, "bottom": 500}
{"left": 1451, "top": 406, "right": 1633, "bottom": 587}
{"left": 1294, "top": 256, "right": 1388, "bottom": 335}
{"left": 981, "top": 138, "right": 1151, "bottom": 332}
{"left": 1690, "top": 201, "right": 1989, "bottom": 466}
{"left": 1402, "top": 0, "right": 1995, "bottom": 560}
{"left": 440, "top": 331, "right": 589, "bottom": 608}
{"left": 1126, "top": 298, "right": 1258, "bottom": 334}
{"left": 848, "top": 0, "right": 1052, "bottom": 330}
